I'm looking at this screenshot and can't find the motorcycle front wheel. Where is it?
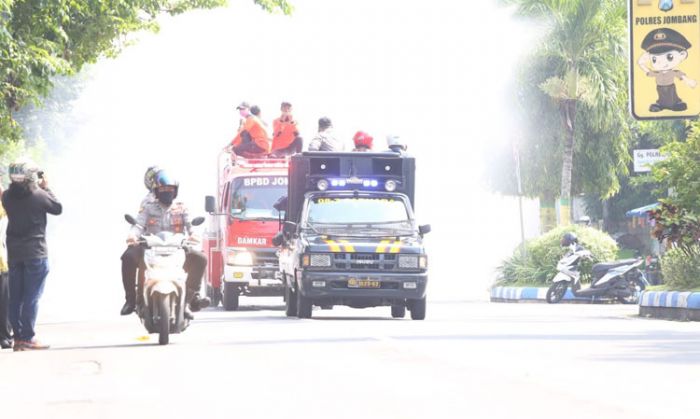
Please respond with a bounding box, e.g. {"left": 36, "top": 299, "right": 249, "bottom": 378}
{"left": 546, "top": 282, "right": 568, "bottom": 304}
{"left": 156, "top": 293, "right": 171, "bottom": 345}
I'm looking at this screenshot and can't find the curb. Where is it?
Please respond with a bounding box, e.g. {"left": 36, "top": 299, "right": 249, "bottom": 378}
{"left": 490, "top": 286, "right": 609, "bottom": 304}
{"left": 639, "top": 290, "right": 700, "bottom": 321}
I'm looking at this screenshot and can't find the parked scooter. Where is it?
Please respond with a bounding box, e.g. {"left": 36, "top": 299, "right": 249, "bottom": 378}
{"left": 546, "top": 232, "right": 648, "bottom": 304}
{"left": 124, "top": 214, "right": 205, "bottom": 345}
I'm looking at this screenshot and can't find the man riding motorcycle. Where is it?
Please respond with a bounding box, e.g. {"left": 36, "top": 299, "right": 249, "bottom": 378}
{"left": 120, "top": 171, "right": 210, "bottom": 317}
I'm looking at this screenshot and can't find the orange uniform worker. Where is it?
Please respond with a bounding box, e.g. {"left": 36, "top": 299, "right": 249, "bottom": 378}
{"left": 271, "top": 102, "right": 303, "bottom": 156}
{"left": 231, "top": 102, "right": 271, "bottom": 157}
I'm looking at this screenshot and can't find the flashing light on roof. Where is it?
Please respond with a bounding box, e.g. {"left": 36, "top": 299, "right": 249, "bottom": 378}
{"left": 317, "top": 179, "right": 330, "bottom": 191}
{"left": 385, "top": 180, "right": 397, "bottom": 192}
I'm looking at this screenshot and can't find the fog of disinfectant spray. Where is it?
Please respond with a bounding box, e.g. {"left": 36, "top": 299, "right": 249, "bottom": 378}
{"left": 20, "top": 0, "right": 540, "bottom": 321}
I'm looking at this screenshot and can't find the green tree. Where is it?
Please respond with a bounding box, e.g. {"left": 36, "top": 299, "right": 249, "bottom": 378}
{"left": 502, "top": 0, "right": 630, "bottom": 225}
{"left": 0, "top": 0, "right": 291, "bottom": 152}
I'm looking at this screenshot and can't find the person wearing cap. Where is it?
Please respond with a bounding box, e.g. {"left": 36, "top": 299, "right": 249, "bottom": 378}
{"left": 385, "top": 134, "right": 407, "bottom": 155}
{"left": 352, "top": 131, "right": 373, "bottom": 152}
{"left": 231, "top": 101, "right": 271, "bottom": 157}
{"left": 638, "top": 27, "right": 698, "bottom": 112}
{"left": 271, "top": 102, "right": 303, "bottom": 157}
{"left": 308, "top": 117, "right": 343, "bottom": 151}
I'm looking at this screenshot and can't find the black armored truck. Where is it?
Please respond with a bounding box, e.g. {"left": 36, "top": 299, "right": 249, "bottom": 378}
{"left": 273, "top": 151, "right": 431, "bottom": 320}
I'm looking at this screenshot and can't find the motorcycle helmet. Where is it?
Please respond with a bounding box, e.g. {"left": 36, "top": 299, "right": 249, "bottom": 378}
{"left": 8, "top": 158, "right": 39, "bottom": 184}
{"left": 353, "top": 131, "right": 373, "bottom": 149}
{"left": 560, "top": 232, "right": 578, "bottom": 247}
{"left": 144, "top": 166, "right": 160, "bottom": 192}
{"left": 153, "top": 170, "right": 179, "bottom": 205}
{"left": 386, "top": 134, "right": 406, "bottom": 152}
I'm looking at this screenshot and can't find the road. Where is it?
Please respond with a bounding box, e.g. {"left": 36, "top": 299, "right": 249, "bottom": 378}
{"left": 1, "top": 298, "right": 698, "bottom": 419}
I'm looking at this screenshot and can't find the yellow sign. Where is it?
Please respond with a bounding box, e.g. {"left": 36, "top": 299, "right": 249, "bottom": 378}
{"left": 630, "top": 0, "right": 700, "bottom": 119}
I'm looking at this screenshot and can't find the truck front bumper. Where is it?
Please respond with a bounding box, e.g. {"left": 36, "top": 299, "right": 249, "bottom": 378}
{"left": 223, "top": 265, "right": 283, "bottom": 295}
{"left": 299, "top": 271, "right": 427, "bottom": 303}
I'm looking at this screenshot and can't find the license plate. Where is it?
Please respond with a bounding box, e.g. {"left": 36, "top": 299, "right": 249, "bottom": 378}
{"left": 347, "top": 278, "right": 380, "bottom": 289}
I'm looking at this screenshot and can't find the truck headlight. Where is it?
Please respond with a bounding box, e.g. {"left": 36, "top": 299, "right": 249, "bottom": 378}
{"left": 398, "top": 255, "right": 427, "bottom": 269}
{"left": 227, "top": 250, "right": 253, "bottom": 266}
{"left": 303, "top": 254, "right": 332, "bottom": 267}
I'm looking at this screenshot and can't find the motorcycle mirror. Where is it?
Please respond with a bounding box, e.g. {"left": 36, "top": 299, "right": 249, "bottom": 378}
{"left": 191, "top": 216, "right": 205, "bottom": 227}
{"left": 419, "top": 224, "right": 431, "bottom": 236}
{"left": 124, "top": 214, "right": 137, "bottom": 225}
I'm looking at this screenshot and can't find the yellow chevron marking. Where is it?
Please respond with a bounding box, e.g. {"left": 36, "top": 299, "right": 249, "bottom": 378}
{"left": 338, "top": 240, "right": 355, "bottom": 253}
{"left": 325, "top": 240, "right": 342, "bottom": 252}
{"left": 389, "top": 240, "right": 402, "bottom": 254}
{"left": 375, "top": 239, "right": 392, "bottom": 253}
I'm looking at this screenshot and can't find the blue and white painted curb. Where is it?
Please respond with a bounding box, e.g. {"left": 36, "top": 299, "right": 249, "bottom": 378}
{"left": 490, "top": 286, "right": 606, "bottom": 303}
{"left": 639, "top": 291, "right": 700, "bottom": 309}
{"left": 639, "top": 290, "right": 700, "bottom": 321}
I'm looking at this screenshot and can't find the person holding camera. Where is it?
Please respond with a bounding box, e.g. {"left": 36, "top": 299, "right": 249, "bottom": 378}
{"left": 1, "top": 159, "right": 62, "bottom": 351}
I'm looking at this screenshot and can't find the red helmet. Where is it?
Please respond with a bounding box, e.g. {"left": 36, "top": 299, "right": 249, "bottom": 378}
{"left": 353, "top": 131, "right": 373, "bottom": 149}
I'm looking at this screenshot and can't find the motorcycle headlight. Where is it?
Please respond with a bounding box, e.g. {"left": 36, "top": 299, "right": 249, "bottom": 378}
{"left": 227, "top": 250, "right": 253, "bottom": 266}
{"left": 303, "top": 254, "right": 332, "bottom": 267}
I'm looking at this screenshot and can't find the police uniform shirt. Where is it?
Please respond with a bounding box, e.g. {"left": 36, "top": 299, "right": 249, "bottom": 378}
{"left": 132, "top": 200, "right": 191, "bottom": 236}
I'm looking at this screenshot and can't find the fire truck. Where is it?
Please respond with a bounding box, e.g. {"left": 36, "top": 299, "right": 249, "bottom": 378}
{"left": 204, "top": 151, "right": 288, "bottom": 310}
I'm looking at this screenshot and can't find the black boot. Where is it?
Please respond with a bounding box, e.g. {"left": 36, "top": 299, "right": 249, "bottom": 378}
{"left": 120, "top": 300, "right": 135, "bottom": 316}
{"left": 187, "top": 290, "right": 211, "bottom": 312}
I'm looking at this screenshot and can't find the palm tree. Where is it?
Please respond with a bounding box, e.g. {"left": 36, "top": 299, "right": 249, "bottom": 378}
{"left": 505, "top": 0, "right": 628, "bottom": 225}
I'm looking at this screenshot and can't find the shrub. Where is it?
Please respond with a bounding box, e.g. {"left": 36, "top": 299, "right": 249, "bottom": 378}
{"left": 660, "top": 247, "right": 700, "bottom": 290}
{"left": 496, "top": 225, "right": 618, "bottom": 286}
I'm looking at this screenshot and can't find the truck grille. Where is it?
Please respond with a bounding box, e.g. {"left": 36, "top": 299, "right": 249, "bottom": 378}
{"left": 333, "top": 253, "right": 397, "bottom": 271}
{"left": 251, "top": 248, "right": 278, "bottom": 267}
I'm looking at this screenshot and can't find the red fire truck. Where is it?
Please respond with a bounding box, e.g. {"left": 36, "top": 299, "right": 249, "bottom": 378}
{"left": 204, "top": 151, "right": 289, "bottom": 310}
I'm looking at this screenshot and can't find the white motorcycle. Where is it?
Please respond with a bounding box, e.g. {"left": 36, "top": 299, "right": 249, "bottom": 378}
{"left": 125, "top": 214, "right": 205, "bottom": 345}
{"left": 546, "top": 244, "right": 648, "bottom": 304}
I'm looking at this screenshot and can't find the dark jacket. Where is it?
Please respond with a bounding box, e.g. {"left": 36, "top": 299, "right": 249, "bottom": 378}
{"left": 1, "top": 183, "right": 62, "bottom": 263}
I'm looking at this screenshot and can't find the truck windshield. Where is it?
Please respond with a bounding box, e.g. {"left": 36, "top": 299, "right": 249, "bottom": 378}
{"left": 306, "top": 196, "right": 410, "bottom": 226}
{"left": 230, "top": 176, "right": 287, "bottom": 220}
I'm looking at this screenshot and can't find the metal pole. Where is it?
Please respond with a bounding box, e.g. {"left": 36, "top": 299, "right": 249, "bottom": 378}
{"left": 514, "top": 143, "right": 526, "bottom": 258}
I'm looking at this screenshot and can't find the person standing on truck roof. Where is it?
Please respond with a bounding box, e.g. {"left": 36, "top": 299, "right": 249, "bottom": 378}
{"left": 271, "top": 102, "right": 303, "bottom": 156}
{"left": 121, "top": 171, "right": 210, "bottom": 318}
{"left": 308, "top": 117, "right": 343, "bottom": 151}
{"left": 352, "top": 131, "right": 373, "bottom": 152}
{"left": 231, "top": 101, "right": 271, "bottom": 157}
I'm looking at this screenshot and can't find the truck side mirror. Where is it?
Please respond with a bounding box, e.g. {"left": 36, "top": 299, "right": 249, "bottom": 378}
{"left": 419, "top": 224, "right": 431, "bottom": 236}
{"left": 205, "top": 196, "right": 216, "bottom": 213}
{"left": 272, "top": 231, "right": 285, "bottom": 247}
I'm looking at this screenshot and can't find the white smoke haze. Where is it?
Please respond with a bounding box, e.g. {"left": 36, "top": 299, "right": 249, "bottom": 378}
{"left": 21, "top": 0, "right": 541, "bottom": 321}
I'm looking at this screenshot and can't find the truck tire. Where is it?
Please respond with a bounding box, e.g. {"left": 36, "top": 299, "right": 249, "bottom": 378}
{"left": 223, "top": 282, "right": 240, "bottom": 311}
{"left": 296, "top": 287, "right": 312, "bottom": 319}
{"left": 207, "top": 284, "right": 221, "bottom": 308}
{"left": 285, "top": 283, "right": 298, "bottom": 317}
{"left": 409, "top": 297, "right": 426, "bottom": 320}
{"left": 391, "top": 304, "right": 406, "bottom": 318}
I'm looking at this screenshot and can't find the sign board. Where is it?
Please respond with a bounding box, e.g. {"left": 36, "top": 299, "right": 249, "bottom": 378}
{"left": 633, "top": 148, "right": 666, "bottom": 172}
{"left": 629, "top": 0, "right": 700, "bottom": 120}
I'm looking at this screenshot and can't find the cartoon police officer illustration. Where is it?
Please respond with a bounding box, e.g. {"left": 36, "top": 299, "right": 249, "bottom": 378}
{"left": 638, "top": 27, "right": 697, "bottom": 112}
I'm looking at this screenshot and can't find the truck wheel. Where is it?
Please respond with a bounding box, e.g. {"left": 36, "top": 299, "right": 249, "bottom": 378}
{"left": 285, "top": 283, "right": 298, "bottom": 317}
{"left": 223, "top": 283, "right": 240, "bottom": 311}
{"left": 391, "top": 304, "right": 406, "bottom": 318}
{"left": 296, "top": 287, "right": 312, "bottom": 319}
{"left": 409, "top": 297, "right": 426, "bottom": 320}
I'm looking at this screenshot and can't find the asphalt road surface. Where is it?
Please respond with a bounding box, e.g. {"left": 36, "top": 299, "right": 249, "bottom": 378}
{"left": 1, "top": 298, "right": 697, "bottom": 419}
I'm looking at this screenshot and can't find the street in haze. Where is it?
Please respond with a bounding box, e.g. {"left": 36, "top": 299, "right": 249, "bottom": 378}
{"left": 1, "top": 298, "right": 697, "bottom": 419}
